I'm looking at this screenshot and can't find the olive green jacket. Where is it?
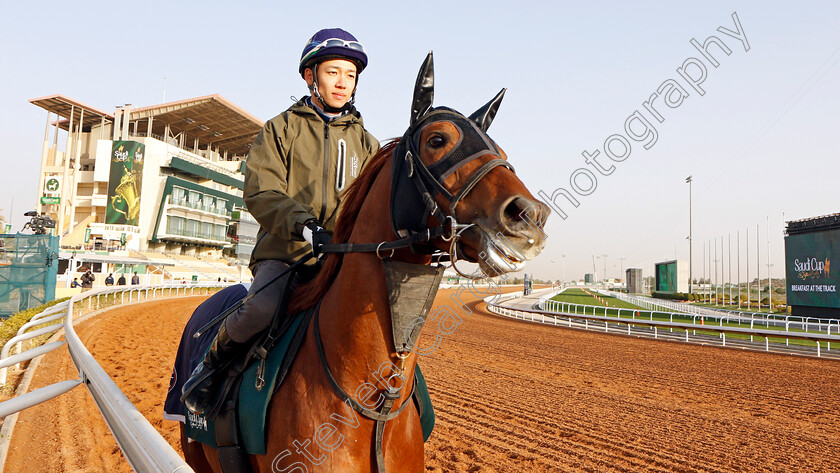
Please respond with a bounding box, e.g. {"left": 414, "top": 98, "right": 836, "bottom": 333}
{"left": 244, "top": 98, "right": 379, "bottom": 267}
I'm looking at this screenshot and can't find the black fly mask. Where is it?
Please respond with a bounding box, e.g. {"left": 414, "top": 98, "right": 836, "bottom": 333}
{"left": 389, "top": 52, "right": 513, "bottom": 247}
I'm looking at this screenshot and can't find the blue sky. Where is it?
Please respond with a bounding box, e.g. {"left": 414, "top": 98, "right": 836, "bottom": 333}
{"left": 1, "top": 1, "right": 838, "bottom": 282}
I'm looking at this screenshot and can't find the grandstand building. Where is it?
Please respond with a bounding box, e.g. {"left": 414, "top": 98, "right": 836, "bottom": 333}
{"left": 30, "top": 94, "right": 263, "bottom": 287}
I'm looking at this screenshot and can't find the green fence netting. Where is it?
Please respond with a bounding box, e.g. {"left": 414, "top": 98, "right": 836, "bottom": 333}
{"left": 0, "top": 233, "right": 59, "bottom": 317}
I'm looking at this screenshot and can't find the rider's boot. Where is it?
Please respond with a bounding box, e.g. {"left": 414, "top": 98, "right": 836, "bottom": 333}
{"left": 180, "top": 323, "right": 245, "bottom": 416}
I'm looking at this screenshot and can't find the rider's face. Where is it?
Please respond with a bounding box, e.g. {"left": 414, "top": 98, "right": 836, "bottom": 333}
{"left": 306, "top": 58, "right": 357, "bottom": 109}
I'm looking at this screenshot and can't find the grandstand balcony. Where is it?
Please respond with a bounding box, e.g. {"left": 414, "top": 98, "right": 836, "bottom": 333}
{"left": 158, "top": 227, "right": 231, "bottom": 246}
{"left": 166, "top": 195, "right": 231, "bottom": 218}
{"left": 157, "top": 208, "right": 231, "bottom": 248}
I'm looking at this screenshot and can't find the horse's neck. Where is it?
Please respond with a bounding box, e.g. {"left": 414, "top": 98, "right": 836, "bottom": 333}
{"left": 319, "top": 160, "right": 428, "bottom": 389}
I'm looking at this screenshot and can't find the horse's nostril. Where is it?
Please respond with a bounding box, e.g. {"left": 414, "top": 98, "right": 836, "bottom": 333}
{"left": 500, "top": 196, "right": 548, "bottom": 235}
{"left": 503, "top": 197, "right": 528, "bottom": 223}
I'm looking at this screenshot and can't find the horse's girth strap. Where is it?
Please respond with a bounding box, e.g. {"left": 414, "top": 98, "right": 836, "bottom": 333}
{"left": 375, "top": 390, "right": 400, "bottom": 473}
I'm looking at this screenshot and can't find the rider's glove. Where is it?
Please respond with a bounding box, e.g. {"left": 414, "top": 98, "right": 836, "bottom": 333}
{"left": 302, "top": 219, "right": 332, "bottom": 260}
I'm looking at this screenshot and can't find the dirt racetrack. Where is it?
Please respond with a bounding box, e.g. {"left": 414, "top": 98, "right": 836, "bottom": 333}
{"left": 4, "top": 289, "right": 840, "bottom": 472}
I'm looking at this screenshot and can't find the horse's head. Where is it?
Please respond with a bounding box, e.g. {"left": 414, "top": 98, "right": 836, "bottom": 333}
{"left": 390, "top": 52, "right": 550, "bottom": 277}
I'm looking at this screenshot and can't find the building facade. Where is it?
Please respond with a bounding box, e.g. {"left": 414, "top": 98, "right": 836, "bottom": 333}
{"left": 626, "top": 268, "right": 643, "bottom": 294}
{"left": 30, "top": 94, "right": 264, "bottom": 285}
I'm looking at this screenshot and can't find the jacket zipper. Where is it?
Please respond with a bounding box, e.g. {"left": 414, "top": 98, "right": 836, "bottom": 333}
{"left": 319, "top": 124, "right": 330, "bottom": 223}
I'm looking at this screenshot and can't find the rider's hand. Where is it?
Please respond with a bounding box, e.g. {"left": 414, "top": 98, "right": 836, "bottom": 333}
{"left": 302, "top": 219, "right": 332, "bottom": 260}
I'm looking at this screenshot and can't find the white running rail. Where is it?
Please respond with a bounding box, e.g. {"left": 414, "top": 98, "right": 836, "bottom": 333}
{"left": 0, "top": 282, "right": 228, "bottom": 472}
{"left": 535, "top": 287, "right": 840, "bottom": 339}
{"left": 598, "top": 289, "right": 840, "bottom": 335}
{"left": 490, "top": 290, "right": 840, "bottom": 358}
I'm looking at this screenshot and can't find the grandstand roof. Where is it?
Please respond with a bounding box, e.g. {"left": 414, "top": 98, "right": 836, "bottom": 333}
{"left": 130, "top": 94, "right": 264, "bottom": 156}
{"left": 29, "top": 93, "right": 264, "bottom": 157}
{"left": 29, "top": 94, "right": 114, "bottom": 129}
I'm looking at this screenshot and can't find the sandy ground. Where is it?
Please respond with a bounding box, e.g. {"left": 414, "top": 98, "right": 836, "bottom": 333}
{"left": 4, "top": 289, "right": 840, "bottom": 472}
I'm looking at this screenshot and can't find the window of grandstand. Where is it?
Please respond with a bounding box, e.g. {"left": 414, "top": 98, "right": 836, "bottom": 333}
{"left": 200, "top": 221, "right": 213, "bottom": 239}
{"left": 214, "top": 224, "right": 226, "bottom": 241}
{"left": 167, "top": 216, "right": 185, "bottom": 235}
{"left": 172, "top": 187, "right": 187, "bottom": 205}
{"left": 186, "top": 219, "right": 199, "bottom": 235}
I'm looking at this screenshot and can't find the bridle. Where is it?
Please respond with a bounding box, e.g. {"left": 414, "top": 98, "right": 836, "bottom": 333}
{"left": 398, "top": 108, "right": 514, "bottom": 227}
{"left": 320, "top": 107, "right": 515, "bottom": 277}
{"left": 394, "top": 108, "right": 514, "bottom": 253}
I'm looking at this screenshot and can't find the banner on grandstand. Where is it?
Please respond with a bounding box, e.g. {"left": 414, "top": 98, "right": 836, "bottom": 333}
{"left": 106, "top": 141, "right": 145, "bottom": 226}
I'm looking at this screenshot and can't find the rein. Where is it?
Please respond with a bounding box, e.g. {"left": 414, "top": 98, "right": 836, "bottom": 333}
{"left": 319, "top": 223, "right": 450, "bottom": 257}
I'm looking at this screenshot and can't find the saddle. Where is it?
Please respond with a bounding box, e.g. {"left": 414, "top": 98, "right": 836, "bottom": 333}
{"left": 164, "top": 283, "right": 435, "bottom": 472}
{"left": 185, "top": 305, "right": 313, "bottom": 454}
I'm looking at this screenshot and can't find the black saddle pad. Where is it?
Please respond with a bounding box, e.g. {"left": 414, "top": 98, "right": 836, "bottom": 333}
{"left": 164, "top": 284, "right": 249, "bottom": 425}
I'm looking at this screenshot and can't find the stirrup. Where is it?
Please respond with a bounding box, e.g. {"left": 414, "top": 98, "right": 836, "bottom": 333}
{"left": 181, "top": 363, "right": 222, "bottom": 416}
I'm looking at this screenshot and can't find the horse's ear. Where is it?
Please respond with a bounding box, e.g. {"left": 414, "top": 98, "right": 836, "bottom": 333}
{"left": 468, "top": 88, "right": 506, "bottom": 132}
{"left": 411, "top": 51, "right": 435, "bottom": 125}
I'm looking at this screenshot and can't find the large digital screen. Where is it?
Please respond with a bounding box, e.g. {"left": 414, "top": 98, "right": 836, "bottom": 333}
{"left": 656, "top": 261, "right": 677, "bottom": 293}
{"left": 785, "top": 228, "right": 839, "bottom": 309}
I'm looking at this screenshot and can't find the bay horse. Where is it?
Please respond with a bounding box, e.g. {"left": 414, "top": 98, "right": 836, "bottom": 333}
{"left": 180, "top": 52, "right": 549, "bottom": 472}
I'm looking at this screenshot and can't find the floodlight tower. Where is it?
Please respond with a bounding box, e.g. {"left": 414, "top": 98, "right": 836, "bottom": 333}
{"left": 561, "top": 254, "right": 566, "bottom": 284}
{"left": 686, "top": 175, "right": 693, "bottom": 294}
{"left": 601, "top": 254, "right": 608, "bottom": 283}
{"left": 767, "top": 216, "right": 772, "bottom": 311}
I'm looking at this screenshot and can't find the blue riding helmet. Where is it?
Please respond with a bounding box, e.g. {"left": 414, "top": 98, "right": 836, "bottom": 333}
{"left": 299, "top": 28, "right": 368, "bottom": 77}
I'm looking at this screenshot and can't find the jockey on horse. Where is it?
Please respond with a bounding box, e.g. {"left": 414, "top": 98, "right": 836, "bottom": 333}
{"left": 181, "top": 28, "right": 380, "bottom": 415}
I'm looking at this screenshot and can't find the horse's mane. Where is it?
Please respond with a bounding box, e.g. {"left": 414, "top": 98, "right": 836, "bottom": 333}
{"left": 288, "top": 139, "right": 399, "bottom": 314}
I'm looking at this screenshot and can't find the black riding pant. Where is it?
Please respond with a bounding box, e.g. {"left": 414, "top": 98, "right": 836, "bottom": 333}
{"left": 224, "top": 259, "right": 293, "bottom": 344}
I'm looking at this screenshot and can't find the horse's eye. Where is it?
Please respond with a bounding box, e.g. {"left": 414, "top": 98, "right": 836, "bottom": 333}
{"left": 428, "top": 135, "right": 445, "bottom": 148}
